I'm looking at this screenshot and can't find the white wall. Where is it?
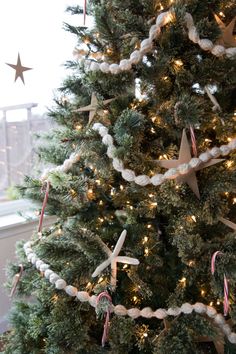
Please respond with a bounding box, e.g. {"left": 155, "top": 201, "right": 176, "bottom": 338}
{"left": 0, "top": 213, "right": 55, "bottom": 333}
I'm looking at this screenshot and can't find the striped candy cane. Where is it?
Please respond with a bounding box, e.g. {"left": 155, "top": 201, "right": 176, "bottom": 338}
{"left": 38, "top": 180, "right": 50, "bottom": 236}
{"left": 211, "top": 251, "right": 229, "bottom": 316}
{"left": 189, "top": 125, "right": 197, "bottom": 157}
{"left": 96, "top": 291, "right": 112, "bottom": 347}
{"left": 224, "top": 274, "right": 229, "bottom": 316}
{"left": 211, "top": 251, "right": 223, "bottom": 275}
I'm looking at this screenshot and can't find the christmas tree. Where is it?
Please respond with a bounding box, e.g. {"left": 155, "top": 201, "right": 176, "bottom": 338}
{"left": 3, "top": 0, "right": 236, "bottom": 353}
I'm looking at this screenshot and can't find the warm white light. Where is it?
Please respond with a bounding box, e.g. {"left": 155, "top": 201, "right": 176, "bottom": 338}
{"left": 191, "top": 215, "right": 197, "bottom": 222}
{"left": 174, "top": 59, "right": 183, "bottom": 67}
{"left": 75, "top": 124, "right": 82, "bottom": 130}
{"left": 226, "top": 161, "right": 233, "bottom": 168}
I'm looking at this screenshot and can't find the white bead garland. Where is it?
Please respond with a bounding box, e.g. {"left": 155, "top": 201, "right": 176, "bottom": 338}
{"left": 93, "top": 123, "right": 236, "bottom": 188}
{"left": 79, "top": 10, "right": 235, "bottom": 75}
{"left": 22, "top": 240, "right": 236, "bottom": 344}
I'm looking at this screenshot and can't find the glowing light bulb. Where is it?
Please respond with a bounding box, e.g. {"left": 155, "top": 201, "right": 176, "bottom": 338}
{"left": 188, "top": 260, "right": 195, "bottom": 267}
{"left": 123, "top": 264, "right": 128, "bottom": 269}
{"left": 191, "top": 215, "right": 197, "bottom": 222}
{"left": 144, "top": 247, "right": 149, "bottom": 256}
{"left": 143, "top": 333, "right": 148, "bottom": 337}
{"left": 143, "top": 236, "right": 148, "bottom": 244}
{"left": 179, "top": 277, "right": 187, "bottom": 287}
{"left": 120, "top": 185, "right": 124, "bottom": 190}
{"left": 209, "top": 301, "right": 213, "bottom": 307}
{"left": 174, "top": 59, "right": 183, "bottom": 67}
{"left": 219, "top": 12, "right": 225, "bottom": 17}
{"left": 201, "top": 290, "right": 205, "bottom": 296}
{"left": 233, "top": 198, "right": 236, "bottom": 204}
{"left": 147, "top": 224, "right": 152, "bottom": 229}
{"left": 217, "top": 299, "right": 220, "bottom": 305}
{"left": 226, "top": 161, "right": 233, "bottom": 168}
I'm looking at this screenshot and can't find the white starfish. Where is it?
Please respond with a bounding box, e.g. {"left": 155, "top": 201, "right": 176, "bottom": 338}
{"left": 92, "top": 230, "right": 139, "bottom": 288}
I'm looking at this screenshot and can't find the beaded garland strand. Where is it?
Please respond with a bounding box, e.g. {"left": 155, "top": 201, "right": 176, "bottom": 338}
{"left": 40, "top": 123, "right": 236, "bottom": 186}
{"left": 80, "top": 11, "right": 236, "bottom": 75}
{"left": 23, "top": 240, "right": 236, "bottom": 344}
{"left": 93, "top": 122, "right": 236, "bottom": 187}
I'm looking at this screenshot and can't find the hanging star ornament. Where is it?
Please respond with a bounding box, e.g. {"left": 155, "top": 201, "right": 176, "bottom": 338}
{"left": 214, "top": 14, "right": 236, "bottom": 48}
{"left": 6, "top": 53, "right": 32, "bottom": 84}
{"left": 92, "top": 230, "right": 139, "bottom": 289}
{"left": 75, "top": 93, "right": 115, "bottom": 125}
{"left": 157, "top": 130, "right": 224, "bottom": 199}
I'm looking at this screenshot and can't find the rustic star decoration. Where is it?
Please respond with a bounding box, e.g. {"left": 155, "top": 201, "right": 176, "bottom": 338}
{"left": 92, "top": 230, "right": 139, "bottom": 289}
{"left": 214, "top": 14, "right": 236, "bottom": 48}
{"left": 6, "top": 53, "right": 32, "bottom": 84}
{"left": 75, "top": 93, "right": 115, "bottom": 125}
{"left": 157, "top": 130, "right": 224, "bottom": 198}
{"left": 219, "top": 216, "right": 236, "bottom": 232}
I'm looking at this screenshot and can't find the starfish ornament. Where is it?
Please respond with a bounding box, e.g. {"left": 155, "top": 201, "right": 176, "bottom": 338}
{"left": 6, "top": 53, "right": 32, "bottom": 84}
{"left": 157, "top": 130, "right": 224, "bottom": 199}
{"left": 75, "top": 93, "right": 115, "bottom": 125}
{"left": 92, "top": 230, "right": 139, "bottom": 289}
{"left": 214, "top": 14, "right": 236, "bottom": 48}
{"left": 219, "top": 217, "right": 236, "bottom": 232}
